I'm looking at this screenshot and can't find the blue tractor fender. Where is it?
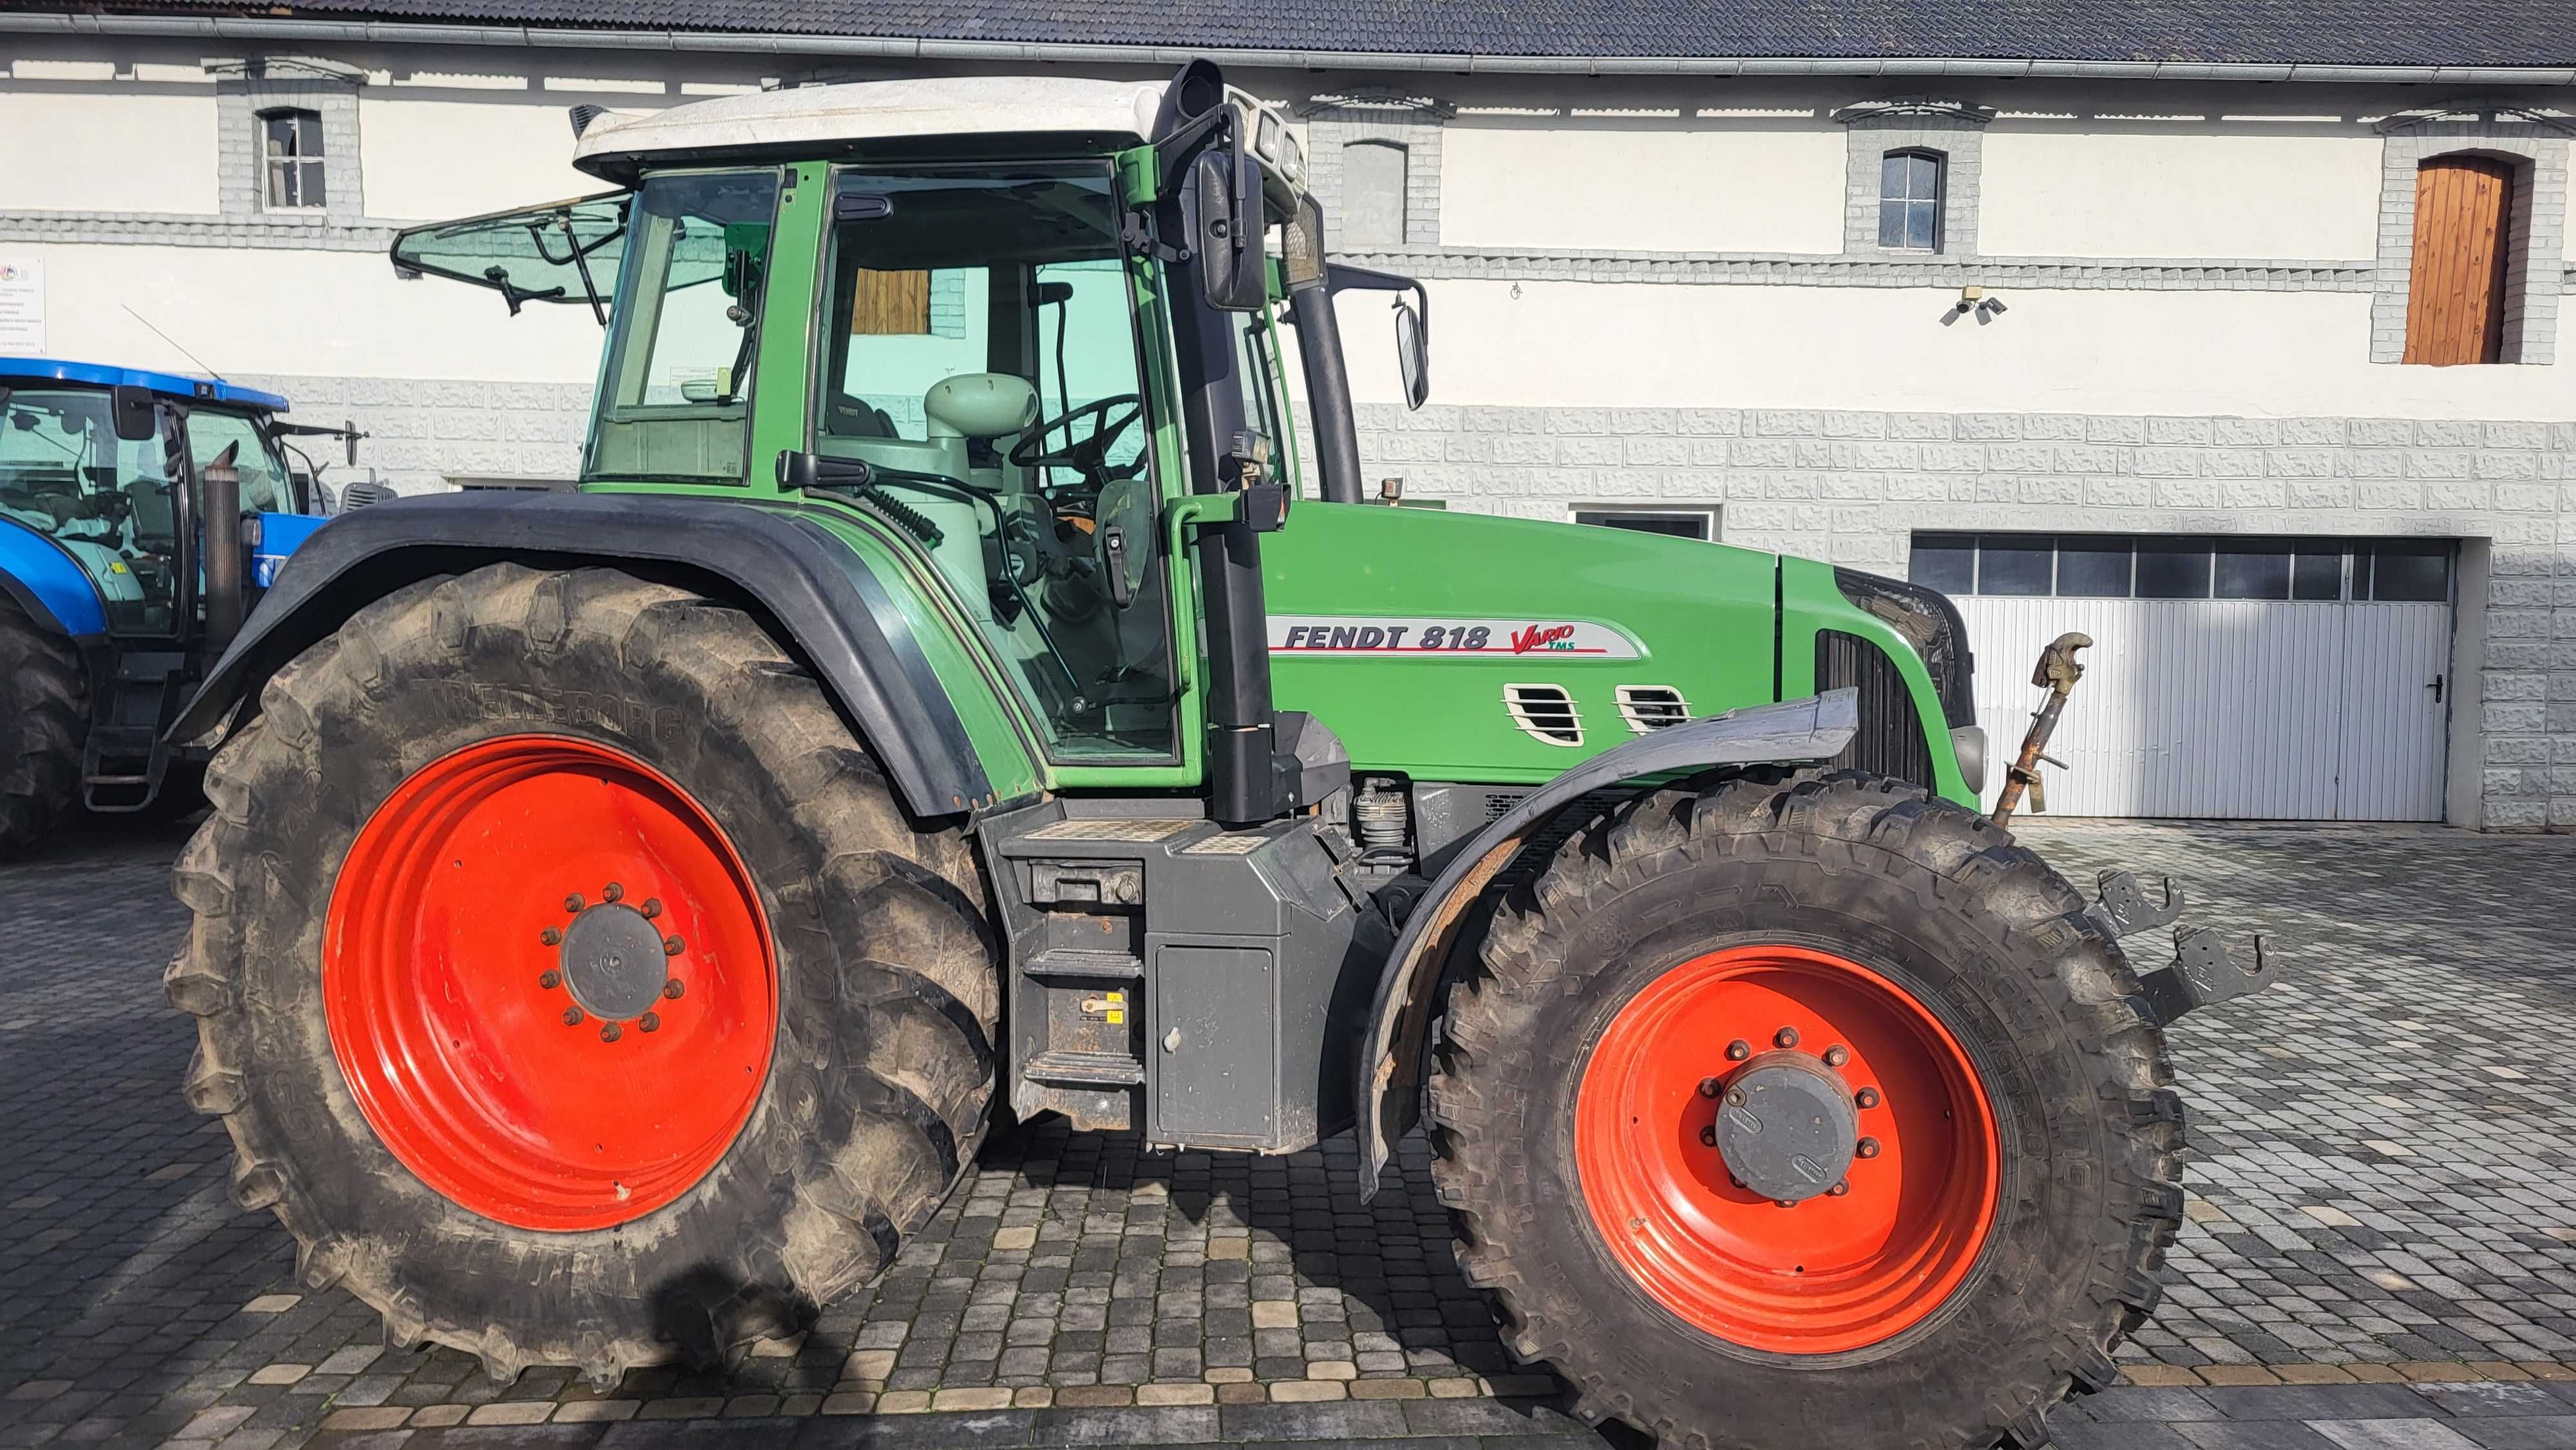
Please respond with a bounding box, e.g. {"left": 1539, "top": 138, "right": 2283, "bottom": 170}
{"left": 0, "top": 518, "right": 109, "bottom": 641}
{"left": 251, "top": 511, "right": 330, "bottom": 588}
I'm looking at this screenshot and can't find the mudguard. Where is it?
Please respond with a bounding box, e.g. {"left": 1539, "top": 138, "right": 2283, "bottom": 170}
{"left": 1354, "top": 688, "right": 1861, "bottom": 1194}
{"left": 0, "top": 518, "right": 108, "bottom": 639}
{"left": 167, "top": 491, "right": 996, "bottom": 820}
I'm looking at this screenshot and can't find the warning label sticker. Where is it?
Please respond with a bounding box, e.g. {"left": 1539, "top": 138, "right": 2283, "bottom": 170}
{"left": 1267, "top": 616, "right": 1642, "bottom": 659}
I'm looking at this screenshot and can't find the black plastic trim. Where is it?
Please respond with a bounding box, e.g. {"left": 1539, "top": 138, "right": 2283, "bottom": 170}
{"left": 1352, "top": 688, "right": 1862, "bottom": 1195}
{"left": 167, "top": 491, "right": 995, "bottom": 820}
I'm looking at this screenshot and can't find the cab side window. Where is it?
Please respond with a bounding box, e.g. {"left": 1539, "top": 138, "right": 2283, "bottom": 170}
{"left": 183, "top": 410, "right": 291, "bottom": 514}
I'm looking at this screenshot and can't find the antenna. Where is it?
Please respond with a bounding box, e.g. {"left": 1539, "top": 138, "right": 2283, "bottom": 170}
{"left": 121, "top": 304, "right": 226, "bottom": 384}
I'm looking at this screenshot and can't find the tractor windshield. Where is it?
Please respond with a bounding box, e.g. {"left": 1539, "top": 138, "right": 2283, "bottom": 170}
{"left": 0, "top": 386, "right": 180, "bottom": 634}
{"left": 585, "top": 170, "right": 780, "bottom": 484}
{"left": 808, "top": 162, "right": 1176, "bottom": 761}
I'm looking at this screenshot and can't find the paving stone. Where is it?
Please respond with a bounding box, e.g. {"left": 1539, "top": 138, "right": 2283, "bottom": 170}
{"left": 10, "top": 816, "right": 2576, "bottom": 1447}
{"left": 2307, "top": 1422, "right": 2484, "bottom": 1450}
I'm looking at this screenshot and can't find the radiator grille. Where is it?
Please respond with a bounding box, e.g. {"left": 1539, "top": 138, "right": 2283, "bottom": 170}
{"left": 1815, "top": 631, "right": 1935, "bottom": 788}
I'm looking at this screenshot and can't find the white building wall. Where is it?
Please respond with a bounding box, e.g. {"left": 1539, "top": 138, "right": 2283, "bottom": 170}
{"left": 0, "top": 91, "right": 221, "bottom": 214}
{"left": 4, "top": 42, "right": 2574, "bottom": 828}
{"left": 1439, "top": 125, "right": 1846, "bottom": 254}
{"left": 1978, "top": 132, "right": 2385, "bottom": 259}
{"left": 357, "top": 95, "right": 616, "bottom": 220}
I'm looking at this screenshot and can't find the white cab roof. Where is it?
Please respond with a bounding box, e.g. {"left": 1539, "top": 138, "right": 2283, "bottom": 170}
{"left": 575, "top": 76, "right": 1166, "bottom": 173}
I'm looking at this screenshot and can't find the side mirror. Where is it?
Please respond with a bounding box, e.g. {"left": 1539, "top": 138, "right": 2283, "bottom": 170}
{"left": 1393, "top": 298, "right": 1430, "bottom": 411}
{"left": 111, "top": 384, "right": 157, "bottom": 442}
{"left": 1188, "top": 148, "right": 1268, "bottom": 312}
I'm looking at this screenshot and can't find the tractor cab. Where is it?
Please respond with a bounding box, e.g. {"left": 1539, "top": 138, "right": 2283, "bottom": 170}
{"left": 392, "top": 69, "right": 1426, "bottom": 795}
{"left": 0, "top": 359, "right": 356, "bottom": 839}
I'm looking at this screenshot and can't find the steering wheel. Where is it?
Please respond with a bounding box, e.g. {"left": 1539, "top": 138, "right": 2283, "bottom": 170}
{"left": 1008, "top": 395, "right": 1144, "bottom": 486}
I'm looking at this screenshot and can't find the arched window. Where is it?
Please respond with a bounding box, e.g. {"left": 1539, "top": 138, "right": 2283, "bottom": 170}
{"left": 260, "top": 108, "right": 327, "bottom": 210}
{"left": 2404, "top": 155, "right": 2517, "bottom": 364}
{"left": 1878, "top": 149, "right": 1944, "bottom": 252}
{"left": 1340, "top": 139, "right": 1408, "bottom": 247}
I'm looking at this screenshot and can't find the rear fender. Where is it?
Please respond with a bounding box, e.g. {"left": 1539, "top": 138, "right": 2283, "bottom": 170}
{"left": 167, "top": 492, "right": 997, "bottom": 820}
{"left": 1353, "top": 688, "right": 1860, "bottom": 1195}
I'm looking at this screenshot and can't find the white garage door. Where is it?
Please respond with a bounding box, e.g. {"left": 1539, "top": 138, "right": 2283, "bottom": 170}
{"left": 1919, "top": 535, "right": 2453, "bottom": 822}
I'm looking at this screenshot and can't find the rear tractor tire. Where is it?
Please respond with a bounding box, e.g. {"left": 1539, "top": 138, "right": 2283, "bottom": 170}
{"left": 1428, "top": 770, "right": 2184, "bottom": 1450}
{"left": 0, "top": 598, "right": 86, "bottom": 854}
{"left": 167, "top": 563, "right": 1001, "bottom": 1382}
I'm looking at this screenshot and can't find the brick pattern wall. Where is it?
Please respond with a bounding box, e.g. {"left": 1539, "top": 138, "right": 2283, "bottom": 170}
{"left": 237, "top": 373, "right": 590, "bottom": 493}
{"left": 1354, "top": 401, "right": 2576, "bottom": 831}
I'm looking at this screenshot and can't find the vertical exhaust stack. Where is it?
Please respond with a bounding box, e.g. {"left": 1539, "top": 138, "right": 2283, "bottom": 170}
{"left": 200, "top": 440, "right": 245, "bottom": 654}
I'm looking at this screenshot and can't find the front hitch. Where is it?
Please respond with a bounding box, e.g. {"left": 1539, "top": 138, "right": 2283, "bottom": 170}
{"left": 2085, "top": 870, "right": 2274, "bottom": 1026}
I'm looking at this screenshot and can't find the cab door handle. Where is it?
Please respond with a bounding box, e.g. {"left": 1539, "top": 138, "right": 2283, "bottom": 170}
{"left": 2427, "top": 673, "right": 2443, "bottom": 704}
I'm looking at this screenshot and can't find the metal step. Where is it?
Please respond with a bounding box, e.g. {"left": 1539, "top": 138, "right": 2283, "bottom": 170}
{"left": 1024, "top": 948, "right": 1146, "bottom": 982}
{"left": 1025, "top": 1050, "right": 1146, "bottom": 1087}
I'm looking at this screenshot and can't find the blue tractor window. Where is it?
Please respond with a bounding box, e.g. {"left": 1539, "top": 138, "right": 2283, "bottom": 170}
{"left": 0, "top": 387, "right": 178, "bottom": 633}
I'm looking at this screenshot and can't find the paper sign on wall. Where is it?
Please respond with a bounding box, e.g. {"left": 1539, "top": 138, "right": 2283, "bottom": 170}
{"left": 0, "top": 261, "right": 43, "bottom": 355}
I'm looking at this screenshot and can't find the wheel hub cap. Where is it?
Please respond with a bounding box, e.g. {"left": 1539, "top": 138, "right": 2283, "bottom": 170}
{"left": 1713, "top": 1052, "right": 1857, "bottom": 1204}
{"left": 558, "top": 903, "right": 672, "bottom": 1022}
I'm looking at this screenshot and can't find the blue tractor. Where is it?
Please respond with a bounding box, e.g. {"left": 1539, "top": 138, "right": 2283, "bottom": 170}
{"left": 0, "top": 359, "right": 357, "bottom": 850}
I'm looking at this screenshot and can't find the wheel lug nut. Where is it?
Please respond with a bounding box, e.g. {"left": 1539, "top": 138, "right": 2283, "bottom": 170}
{"left": 562, "top": 1007, "right": 584, "bottom": 1026}
{"left": 1823, "top": 1045, "right": 1849, "bottom": 1068}
{"left": 538, "top": 970, "right": 562, "bottom": 990}
{"left": 663, "top": 935, "right": 685, "bottom": 956}
{"left": 564, "top": 893, "right": 585, "bottom": 913}
{"left": 1774, "top": 1199, "right": 1795, "bottom": 1209}
{"left": 1725, "top": 1040, "right": 1750, "bottom": 1061}
{"left": 1699, "top": 1125, "right": 1716, "bottom": 1146}
{"left": 639, "top": 1013, "right": 660, "bottom": 1033}
{"left": 1856, "top": 1137, "right": 1881, "bottom": 1160}
{"left": 539, "top": 927, "right": 562, "bottom": 946}
{"left": 1698, "top": 1077, "right": 1721, "bottom": 1098}
{"left": 1774, "top": 1026, "right": 1799, "bottom": 1050}
{"left": 600, "top": 1021, "right": 622, "bottom": 1043}
{"left": 603, "top": 882, "right": 623, "bottom": 903}
{"left": 1828, "top": 1181, "right": 1850, "bottom": 1196}
{"left": 1856, "top": 1088, "right": 1880, "bottom": 1109}
{"left": 641, "top": 898, "right": 663, "bottom": 920}
{"left": 662, "top": 978, "right": 685, "bottom": 1000}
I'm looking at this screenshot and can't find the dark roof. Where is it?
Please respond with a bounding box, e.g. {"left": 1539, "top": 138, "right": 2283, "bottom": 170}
{"left": 54, "top": 0, "right": 2576, "bottom": 68}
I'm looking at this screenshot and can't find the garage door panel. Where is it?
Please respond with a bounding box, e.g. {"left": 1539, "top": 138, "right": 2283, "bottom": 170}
{"left": 2335, "top": 603, "right": 2449, "bottom": 821}
{"left": 1953, "top": 597, "right": 2442, "bottom": 822}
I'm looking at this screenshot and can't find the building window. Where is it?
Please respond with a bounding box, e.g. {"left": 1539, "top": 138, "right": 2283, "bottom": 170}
{"left": 261, "top": 108, "right": 327, "bottom": 210}
{"left": 1909, "top": 532, "right": 2450, "bottom": 603}
{"left": 1879, "top": 150, "right": 1944, "bottom": 252}
{"left": 1573, "top": 507, "right": 1715, "bottom": 541}
{"left": 2403, "top": 155, "right": 2517, "bottom": 365}
{"left": 1341, "top": 140, "right": 1409, "bottom": 247}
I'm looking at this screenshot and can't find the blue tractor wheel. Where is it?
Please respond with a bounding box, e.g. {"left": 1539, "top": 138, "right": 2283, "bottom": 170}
{"left": 0, "top": 598, "right": 84, "bottom": 852}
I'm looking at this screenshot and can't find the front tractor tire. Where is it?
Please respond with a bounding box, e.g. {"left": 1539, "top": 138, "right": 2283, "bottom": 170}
{"left": 1429, "top": 771, "right": 2184, "bottom": 1450}
{"left": 167, "top": 563, "right": 999, "bottom": 1382}
{"left": 0, "top": 598, "right": 85, "bottom": 853}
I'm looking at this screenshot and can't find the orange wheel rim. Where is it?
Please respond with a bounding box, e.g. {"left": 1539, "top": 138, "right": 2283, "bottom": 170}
{"left": 1575, "top": 945, "right": 2000, "bottom": 1353}
{"left": 324, "top": 735, "right": 777, "bottom": 1232}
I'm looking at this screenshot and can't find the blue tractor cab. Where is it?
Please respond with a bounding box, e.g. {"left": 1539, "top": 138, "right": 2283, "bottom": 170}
{"left": 0, "top": 359, "right": 357, "bottom": 849}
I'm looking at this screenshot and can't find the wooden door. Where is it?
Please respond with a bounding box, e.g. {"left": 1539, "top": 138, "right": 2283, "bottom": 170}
{"left": 2403, "top": 156, "right": 2514, "bottom": 365}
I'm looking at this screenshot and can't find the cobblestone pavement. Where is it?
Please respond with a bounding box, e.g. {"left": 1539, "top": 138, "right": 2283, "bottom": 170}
{"left": 1, "top": 816, "right": 2572, "bottom": 1450}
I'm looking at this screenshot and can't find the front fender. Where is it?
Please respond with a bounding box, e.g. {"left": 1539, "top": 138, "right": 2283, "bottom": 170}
{"left": 1354, "top": 688, "right": 1860, "bottom": 1195}
{"left": 0, "top": 518, "right": 108, "bottom": 640}
{"left": 167, "top": 491, "right": 996, "bottom": 822}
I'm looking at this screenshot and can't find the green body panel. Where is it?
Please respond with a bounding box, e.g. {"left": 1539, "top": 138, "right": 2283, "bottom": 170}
{"left": 1261, "top": 504, "right": 1779, "bottom": 786}
{"left": 1778, "top": 554, "right": 1974, "bottom": 807}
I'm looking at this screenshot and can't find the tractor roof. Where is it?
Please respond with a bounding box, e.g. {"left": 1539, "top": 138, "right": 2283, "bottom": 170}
{"left": 0, "top": 357, "right": 288, "bottom": 413}
{"left": 573, "top": 75, "right": 1167, "bottom": 181}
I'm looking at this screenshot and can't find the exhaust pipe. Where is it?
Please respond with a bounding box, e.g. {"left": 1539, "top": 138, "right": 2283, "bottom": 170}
{"left": 200, "top": 440, "right": 245, "bottom": 654}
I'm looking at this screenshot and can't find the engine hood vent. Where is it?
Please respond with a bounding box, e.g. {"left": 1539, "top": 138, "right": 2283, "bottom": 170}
{"left": 1616, "top": 685, "right": 1690, "bottom": 733}
{"left": 1504, "top": 683, "right": 1583, "bottom": 747}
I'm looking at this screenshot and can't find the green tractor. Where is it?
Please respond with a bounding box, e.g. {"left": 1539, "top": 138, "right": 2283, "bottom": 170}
{"left": 167, "top": 64, "right": 2263, "bottom": 1448}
